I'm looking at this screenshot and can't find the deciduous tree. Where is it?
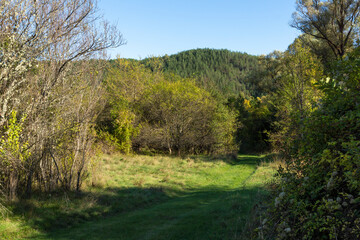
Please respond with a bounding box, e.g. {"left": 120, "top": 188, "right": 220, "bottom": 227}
{"left": 0, "top": 0, "right": 124, "bottom": 199}
{"left": 292, "top": 0, "right": 360, "bottom": 58}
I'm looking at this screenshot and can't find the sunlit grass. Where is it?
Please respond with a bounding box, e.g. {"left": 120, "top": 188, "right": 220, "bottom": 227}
{"left": 0, "top": 153, "right": 280, "bottom": 240}
{"left": 0, "top": 217, "right": 41, "bottom": 240}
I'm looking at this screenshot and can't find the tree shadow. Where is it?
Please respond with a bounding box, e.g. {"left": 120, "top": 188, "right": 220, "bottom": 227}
{"left": 11, "top": 186, "right": 172, "bottom": 233}
{"left": 7, "top": 154, "right": 276, "bottom": 239}
{"left": 188, "top": 154, "right": 267, "bottom": 166}
{"left": 21, "top": 185, "right": 268, "bottom": 240}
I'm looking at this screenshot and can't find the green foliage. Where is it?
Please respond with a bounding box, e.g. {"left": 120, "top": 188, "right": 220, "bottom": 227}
{"left": 0, "top": 111, "right": 31, "bottom": 165}
{"left": 101, "top": 58, "right": 236, "bottom": 155}
{"left": 298, "top": 34, "right": 338, "bottom": 71}
{"left": 228, "top": 95, "right": 274, "bottom": 153}
{"left": 103, "top": 50, "right": 281, "bottom": 155}
{"left": 0, "top": 111, "right": 31, "bottom": 200}
{"left": 269, "top": 39, "right": 323, "bottom": 154}
{"left": 210, "top": 102, "right": 237, "bottom": 153}
{"left": 111, "top": 109, "right": 139, "bottom": 154}
{"left": 262, "top": 47, "right": 360, "bottom": 239}
{"left": 98, "top": 59, "right": 153, "bottom": 153}
{"left": 135, "top": 79, "right": 235, "bottom": 155}
{"left": 143, "top": 48, "right": 261, "bottom": 97}
{"left": 244, "top": 51, "right": 283, "bottom": 97}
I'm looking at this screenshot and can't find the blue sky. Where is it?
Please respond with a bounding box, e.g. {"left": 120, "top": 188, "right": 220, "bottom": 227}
{"left": 98, "top": 0, "right": 300, "bottom": 59}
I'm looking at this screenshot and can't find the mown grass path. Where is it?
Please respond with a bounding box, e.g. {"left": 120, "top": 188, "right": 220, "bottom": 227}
{"left": 2, "top": 155, "right": 277, "bottom": 240}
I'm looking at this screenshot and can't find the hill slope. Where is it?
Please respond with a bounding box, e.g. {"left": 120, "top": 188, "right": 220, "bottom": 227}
{"left": 143, "top": 49, "right": 261, "bottom": 97}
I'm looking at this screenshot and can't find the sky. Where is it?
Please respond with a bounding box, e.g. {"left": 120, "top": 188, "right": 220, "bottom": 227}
{"left": 97, "top": 0, "right": 300, "bottom": 59}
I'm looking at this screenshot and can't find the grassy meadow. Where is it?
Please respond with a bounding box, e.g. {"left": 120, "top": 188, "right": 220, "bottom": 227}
{"left": 0, "top": 154, "right": 280, "bottom": 240}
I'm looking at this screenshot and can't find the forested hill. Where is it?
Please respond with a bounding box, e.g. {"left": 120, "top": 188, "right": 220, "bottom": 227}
{"left": 142, "top": 49, "right": 261, "bottom": 97}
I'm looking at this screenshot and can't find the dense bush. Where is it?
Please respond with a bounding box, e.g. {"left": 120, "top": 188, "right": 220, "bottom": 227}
{"left": 98, "top": 58, "right": 236, "bottom": 155}
{"left": 227, "top": 95, "right": 274, "bottom": 153}
{"left": 134, "top": 79, "right": 236, "bottom": 155}
{"left": 261, "top": 49, "right": 360, "bottom": 240}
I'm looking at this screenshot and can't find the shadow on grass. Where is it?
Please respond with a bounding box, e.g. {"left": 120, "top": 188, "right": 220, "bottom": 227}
{"left": 188, "top": 154, "right": 268, "bottom": 166}
{"left": 7, "top": 153, "right": 276, "bottom": 239}
{"left": 24, "top": 185, "right": 268, "bottom": 240}
{"left": 130, "top": 152, "right": 276, "bottom": 167}
{"left": 236, "top": 153, "right": 279, "bottom": 165}
{"left": 11, "top": 186, "right": 171, "bottom": 233}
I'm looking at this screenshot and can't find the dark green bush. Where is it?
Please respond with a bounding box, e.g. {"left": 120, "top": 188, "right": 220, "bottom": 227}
{"left": 262, "top": 49, "right": 360, "bottom": 239}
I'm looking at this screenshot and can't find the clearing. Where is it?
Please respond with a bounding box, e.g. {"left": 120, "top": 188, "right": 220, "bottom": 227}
{"left": 1, "top": 154, "right": 278, "bottom": 240}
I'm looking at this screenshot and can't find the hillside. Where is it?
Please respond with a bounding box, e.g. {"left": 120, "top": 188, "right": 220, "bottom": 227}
{"left": 142, "top": 49, "right": 261, "bottom": 97}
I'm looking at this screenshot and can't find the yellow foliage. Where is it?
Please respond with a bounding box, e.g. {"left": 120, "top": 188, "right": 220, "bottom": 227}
{"left": 244, "top": 99, "right": 251, "bottom": 110}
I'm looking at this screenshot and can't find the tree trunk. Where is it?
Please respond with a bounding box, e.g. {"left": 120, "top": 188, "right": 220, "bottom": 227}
{"left": 9, "top": 170, "right": 18, "bottom": 201}
{"left": 25, "top": 170, "right": 33, "bottom": 198}
{"left": 76, "top": 171, "right": 81, "bottom": 192}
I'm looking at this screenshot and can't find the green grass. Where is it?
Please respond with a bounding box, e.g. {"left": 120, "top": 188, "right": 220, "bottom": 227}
{"left": 0, "top": 154, "right": 280, "bottom": 240}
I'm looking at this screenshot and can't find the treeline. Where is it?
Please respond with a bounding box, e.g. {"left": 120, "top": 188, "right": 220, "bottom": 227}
{"left": 142, "top": 49, "right": 261, "bottom": 97}
{"left": 97, "top": 58, "right": 236, "bottom": 156}
{"left": 116, "top": 49, "right": 277, "bottom": 153}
